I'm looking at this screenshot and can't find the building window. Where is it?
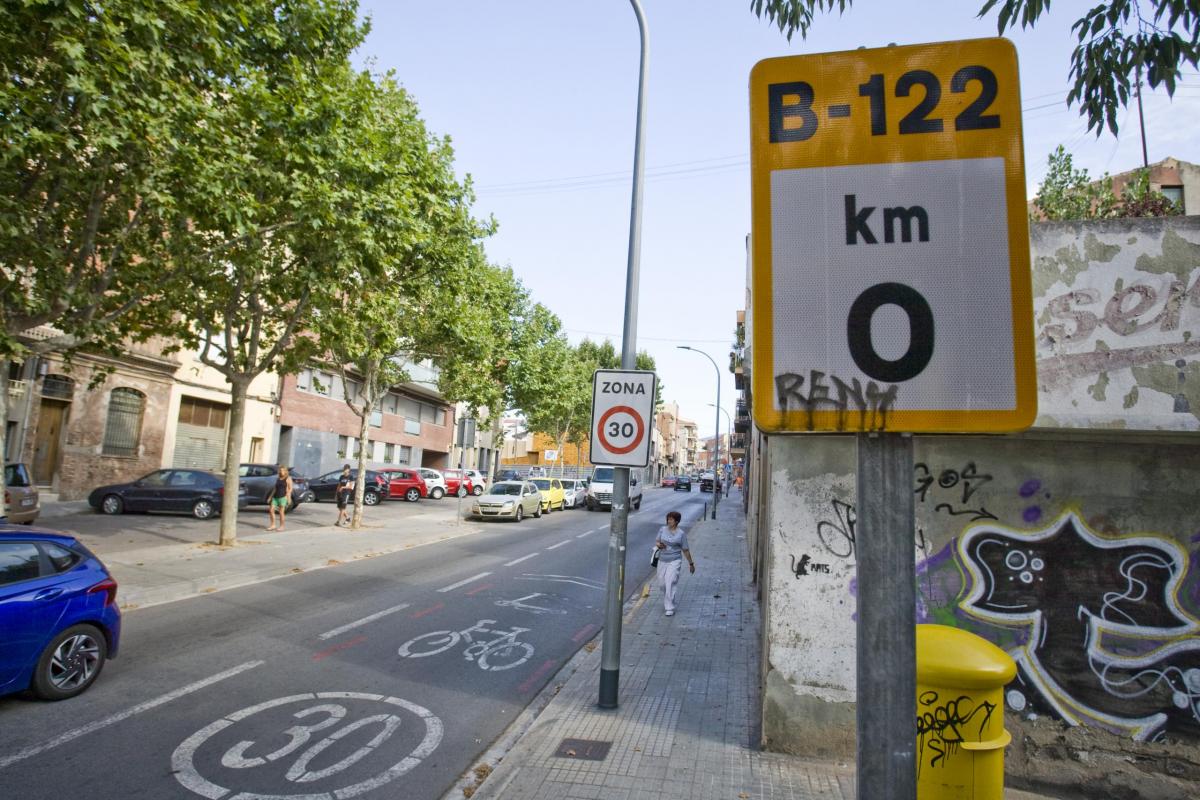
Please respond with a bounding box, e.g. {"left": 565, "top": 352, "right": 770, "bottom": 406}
{"left": 178, "top": 397, "right": 228, "bottom": 429}
{"left": 345, "top": 379, "right": 361, "bottom": 403}
{"left": 420, "top": 403, "right": 435, "bottom": 423}
{"left": 1161, "top": 185, "right": 1184, "bottom": 207}
{"left": 398, "top": 445, "right": 412, "bottom": 464}
{"left": 337, "top": 435, "right": 348, "bottom": 458}
{"left": 383, "top": 394, "right": 398, "bottom": 415}
{"left": 102, "top": 388, "right": 145, "bottom": 456}
{"left": 436, "top": 408, "right": 447, "bottom": 426}
{"left": 313, "top": 371, "right": 331, "bottom": 396}
{"left": 296, "top": 369, "right": 311, "bottom": 391}
{"left": 384, "top": 443, "right": 395, "bottom": 462}
{"left": 41, "top": 374, "right": 75, "bottom": 400}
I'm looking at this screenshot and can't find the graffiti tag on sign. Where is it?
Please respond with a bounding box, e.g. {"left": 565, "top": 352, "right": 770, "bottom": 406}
{"left": 172, "top": 692, "right": 443, "bottom": 799}
{"left": 959, "top": 512, "right": 1200, "bottom": 741}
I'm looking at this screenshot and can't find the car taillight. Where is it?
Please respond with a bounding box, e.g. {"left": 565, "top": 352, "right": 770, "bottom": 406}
{"left": 88, "top": 577, "right": 118, "bottom": 607}
{"left": 217, "top": 486, "right": 225, "bottom": 495}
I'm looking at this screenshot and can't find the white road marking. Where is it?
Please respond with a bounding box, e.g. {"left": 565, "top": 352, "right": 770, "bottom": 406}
{"left": 437, "top": 572, "right": 492, "bottom": 593}
{"left": 0, "top": 660, "right": 264, "bottom": 771}
{"left": 545, "top": 541, "right": 570, "bottom": 550}
{"left": 517, "top": 573, "right": 605, "bottom": 590}
{"left": 504, "top": 553, "right": 539, "bottom": 567}
{"left": 172, "top": 692, "right": 443, "bottom": 799}
{"left": 318, "top": 603, "right": 412, "bottom": 640}
{"left": 576, "top": 530, "right": 596, "bottom": 538}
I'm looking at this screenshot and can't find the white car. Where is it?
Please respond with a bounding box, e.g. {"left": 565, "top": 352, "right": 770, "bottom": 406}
{"left": 561, "top": 479, "right": 585, "bottom": 509}
{"left": 463, "top": 469, "right": 488, "bottom": 493}
{"left": 418, "top": 468, "right": 448, "bottom": 499}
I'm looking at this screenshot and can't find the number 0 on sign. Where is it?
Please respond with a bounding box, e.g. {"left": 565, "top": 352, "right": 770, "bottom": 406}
{"left": 749, "top": 38, "right": 1036, "bottom": 434}
{"left": 590, "top": 370, "right": 656, "bottom": 467}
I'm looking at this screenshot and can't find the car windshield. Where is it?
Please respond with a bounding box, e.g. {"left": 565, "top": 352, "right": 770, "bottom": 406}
{"left": 591, "top": 468, "right": 614, "bottom": 482}
{"left": 531, "top": 479, "right": 550, "bottom": 489}
{"left": 490, "top": 483, "right": 524, "bottom": 496}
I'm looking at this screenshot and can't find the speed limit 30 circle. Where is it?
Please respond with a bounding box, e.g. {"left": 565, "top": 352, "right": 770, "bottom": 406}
{"left": 596, "top": 405, "right": 645, "bottom": 455}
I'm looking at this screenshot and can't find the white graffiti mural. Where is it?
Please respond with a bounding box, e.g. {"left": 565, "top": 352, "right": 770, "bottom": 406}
{"left": 959, "top": 512, "right": 1200, "bottom": 741}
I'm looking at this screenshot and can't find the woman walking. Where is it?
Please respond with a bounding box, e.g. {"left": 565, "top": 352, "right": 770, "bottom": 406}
{"left": 266, "top": 465, "right": 294, "bottom": 531}
{"left": 655, "top": 510, "right": 695, "bottom": 617}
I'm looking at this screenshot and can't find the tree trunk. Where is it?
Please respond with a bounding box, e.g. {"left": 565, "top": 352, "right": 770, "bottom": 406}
{"left": 351, "top": 407, "right": 371, "bottom": 529}
{"left": 0, "top": 365, "right": 9, "bottom": 520}
{"left": 218, "top": 377, "right": 250, "bottom": 546}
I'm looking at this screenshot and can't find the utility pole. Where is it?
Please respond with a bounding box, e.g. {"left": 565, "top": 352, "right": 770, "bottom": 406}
{"left": 1136, "top": 63, "right": 1149, "bottom": 169}
{"left": 598, "top": 0, "right": 648, "bottom": 711}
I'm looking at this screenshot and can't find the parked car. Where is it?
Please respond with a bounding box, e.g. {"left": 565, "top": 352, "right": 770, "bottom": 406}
{"left": 699, "top": 472, "right": 715, "bottom": 493}
{"left": 441, "top": 469, "right": 476, "bottom": 498}
{"left": 468, "top": 481, "right": 543, "bottom": 522}
{"left": 0, "top": 529, "right": 121, "bottom": 700}
{"left": 379, "top": 468, "right": 428, "bottom": 502}
{"left": 237, "top": 464, "right": 308, "bottom": 509}
{"left": 561, "top": 479, "right": 585, "bottom": 509}
{"left": 87, "top": 469, "right": 247, "bottom": 519}
{"left": 529, "top": 478, "right": 565, "bottom": 513}
{"left": 463, "top": 469, "right": 489, "bottom": 491}
{"left": 3, "top": 463, "right": 39, "bottom": 525}
{"left": 674, "top": 475, "right": 693, "bottom": 492}
{"left": 307, "top": 469, "right": 387, "bottom": 506}
{"left": 661, "top": 476, "right": 677, "bottom": 488}
{"left": 495, "top": 469, "right": 521, "bottom": 483}
{"left": 417, "top": 468, "right": 448, "bottom": 499}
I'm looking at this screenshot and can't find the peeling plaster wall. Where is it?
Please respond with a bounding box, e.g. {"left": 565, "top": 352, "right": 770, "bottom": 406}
{"left": 1034, "top": 217, "right": 1200, "bottom": 431}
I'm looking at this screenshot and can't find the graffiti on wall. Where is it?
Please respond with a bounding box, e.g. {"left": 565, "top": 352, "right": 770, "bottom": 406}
{"left": 958, "top": 512, "right": 1200, "bottom": 741}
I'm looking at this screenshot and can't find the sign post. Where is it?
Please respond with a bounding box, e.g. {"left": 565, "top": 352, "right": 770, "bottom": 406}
{"left": 592, "top": 368, "right": 656, "bottom": 710}
{"left": 750, "top": 38, "right": 1035, "bottom": 800}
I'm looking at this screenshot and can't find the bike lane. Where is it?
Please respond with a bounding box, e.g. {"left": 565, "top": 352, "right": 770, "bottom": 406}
{"left": 0, "top": 490, "right": 705, "bottom": 800}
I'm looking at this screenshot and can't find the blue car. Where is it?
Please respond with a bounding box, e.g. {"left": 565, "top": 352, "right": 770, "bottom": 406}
{"left": 0, "top": 529, "right": 122, "bottom": 700}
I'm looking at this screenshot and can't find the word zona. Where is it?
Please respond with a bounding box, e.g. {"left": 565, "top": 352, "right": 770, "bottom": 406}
{"left": 599, "top": 381, "right": 648, "bottom": 395}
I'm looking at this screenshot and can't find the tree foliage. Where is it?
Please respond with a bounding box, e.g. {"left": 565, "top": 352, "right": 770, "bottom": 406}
{"left": 749, "top": 0, "right": 1200, "bottom": 135}
{"left": 1032, "top": 144, "right": 1180, "bottom": 220}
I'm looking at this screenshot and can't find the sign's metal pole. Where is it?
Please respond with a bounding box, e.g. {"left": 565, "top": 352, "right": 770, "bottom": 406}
{"left": 855, "top": 432, "right": 916, "bottom": 800}
{"left": 599, "top": 0, "right": 648, "bottom": 710}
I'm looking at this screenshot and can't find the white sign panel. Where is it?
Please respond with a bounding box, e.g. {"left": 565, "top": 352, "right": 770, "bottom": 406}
{"left": 589, "top": 369, "right": 656, "bottom": 467}
{"left": 543, "top": 449, "right": 559, "bottom": 462}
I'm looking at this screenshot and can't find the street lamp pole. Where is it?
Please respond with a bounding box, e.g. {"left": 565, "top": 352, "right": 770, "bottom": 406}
{"left": 679, "top": 346, "right": 719, "bottom": 519}
{"left": 598, "top": 0, "right": 649, "bottom": 711}
{"left": 708, "top": 403, "right": 731, "bottom": 481}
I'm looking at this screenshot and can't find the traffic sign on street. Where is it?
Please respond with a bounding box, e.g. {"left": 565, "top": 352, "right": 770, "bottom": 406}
{"left": 589, "top": 369, "right": 656, "bottom": 467}
{"left": 749, "top": 38, "right": 1036, "bottom": 434}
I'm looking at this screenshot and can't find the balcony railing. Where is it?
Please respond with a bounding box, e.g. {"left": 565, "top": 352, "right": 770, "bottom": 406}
{"left": 7, "top": 379, "right": 29, "bottom": 401}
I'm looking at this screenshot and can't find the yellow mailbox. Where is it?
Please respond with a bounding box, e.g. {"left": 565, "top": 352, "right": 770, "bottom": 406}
{"left": 915, "top": 624, "right": 1016, "bottom": 800}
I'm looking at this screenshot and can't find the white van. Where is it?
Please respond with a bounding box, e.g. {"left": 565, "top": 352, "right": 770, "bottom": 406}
{"left": 585, "top": 466, "right": 643, "bottom": 512}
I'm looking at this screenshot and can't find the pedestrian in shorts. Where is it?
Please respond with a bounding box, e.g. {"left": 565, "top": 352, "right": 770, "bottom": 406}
{"left": 336, "top": 464, "right": 354, "bottom": 527}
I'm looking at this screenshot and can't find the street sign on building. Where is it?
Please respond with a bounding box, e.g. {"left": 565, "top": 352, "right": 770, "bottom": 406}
{"left": 749, "top": 38, "right": 1036, "bottom": 434}
{"left": 589, "top": 369, "right": 656, "bottom": 467}
{"left": 544, "top": 449, "right": 559, "bottom": 462}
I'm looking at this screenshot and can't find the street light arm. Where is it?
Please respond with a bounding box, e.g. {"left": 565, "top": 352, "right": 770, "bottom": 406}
{"left": 678, "top": 346, "right": 721, "bottom": 519}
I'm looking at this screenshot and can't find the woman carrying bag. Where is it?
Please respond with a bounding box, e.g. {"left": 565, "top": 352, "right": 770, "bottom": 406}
{"left": 654, "top": 510, "right": 694, "bottom": 617}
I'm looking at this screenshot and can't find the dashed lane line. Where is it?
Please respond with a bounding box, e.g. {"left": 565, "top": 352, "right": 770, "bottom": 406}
{"left": 504, "top": 553, "right": 539, "bottom": 567}
{"left": 318, "top": 602, "right": 412, "bottom": 640}
{"left": 0, "top": 660, "right": 264, "bottom": 771}
{"left": 545, "top": 541, "right": 571, "bottom": 551}
{"left": 576, "top": 530, "right": 595, "bottom": 538}
{"left": 437, "top": 571, "right": 493, "bottom": 593}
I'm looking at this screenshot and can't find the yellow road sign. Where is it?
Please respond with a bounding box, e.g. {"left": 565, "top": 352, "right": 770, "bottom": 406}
{"left": 749, "top": 38, "right": 1036, "bottom": 434}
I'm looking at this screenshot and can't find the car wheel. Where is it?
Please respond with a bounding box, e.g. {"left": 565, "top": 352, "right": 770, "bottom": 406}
{"left": 431, "top": 487, "right": 445, "bottom": 500}
{"left": 363, "top": 490, "right": 380, "bottom": 506}
{"left": 456, "top": 486, "right": 467, "bottom": 498}
{"left": 193, "top": 499, "right": 216, "bottom": 520}
{"left": 515, "top": 506, "right": 524, "bottom": 522}
{"left": 32, "top": 624, "right": 108, "bottom": 701}
{"left": 303, "top": 490, "right": 316, "bottom": 503}
{"left": 634, "top": 497, "right": 642, "bottom": 510}
{"left": 405, "top": 488, "right": 421, "bottom": 502}
{"left": 471, "top": 485, "right": 482, "bottom": 496}
{"left": 101, "top": 494, "right": 123, "bottom": 515}
{"left": 534, "top": 504, "right": 542, "bottom": 518}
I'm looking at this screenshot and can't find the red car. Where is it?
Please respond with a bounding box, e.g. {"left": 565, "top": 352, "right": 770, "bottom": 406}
{"left": 380, "top": 468, "right": 428, "bottom": 502}
{"left": 440, "top": 469, "right": 476, "bottom": 497}
{"left": 661, "top": 476, "right": 677, "bottom": 488}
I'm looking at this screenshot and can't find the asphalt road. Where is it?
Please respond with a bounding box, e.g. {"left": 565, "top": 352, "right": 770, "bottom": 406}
{"left": 0, "top": 487, "right": 707, "bottom": 800}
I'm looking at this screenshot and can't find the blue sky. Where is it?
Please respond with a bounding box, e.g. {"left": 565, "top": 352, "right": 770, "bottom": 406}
{"left": 356, "top": 1, "right": 1200, "bottom": 438}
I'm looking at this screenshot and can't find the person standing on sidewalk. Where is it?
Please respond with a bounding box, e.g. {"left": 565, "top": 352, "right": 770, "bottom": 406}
{"left": 335, "top": 464, "right": 354, "bottom": 527}
{"left": 655, "top": 510, "right": 695, "bottom": 617}
{"left": 266, "top": 465, "right": 294, "bottom": 532}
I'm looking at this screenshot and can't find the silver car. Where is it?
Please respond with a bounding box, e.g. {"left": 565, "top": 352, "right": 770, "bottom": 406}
{"left": 3, "top": 463, "right": 39, "bottom": 524}
{"left": 561, "top": 479, "right": 585, "bottom": 509}
{"left": 468, "top": 481, "right": 543, "bottom": 522}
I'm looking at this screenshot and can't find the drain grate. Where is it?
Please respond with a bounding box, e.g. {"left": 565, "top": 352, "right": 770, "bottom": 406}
{"left": 554, "top": 738, "right": 612, "bottom": 761}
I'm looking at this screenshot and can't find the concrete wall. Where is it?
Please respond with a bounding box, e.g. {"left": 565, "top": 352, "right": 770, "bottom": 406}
{"left": 757, "top": 216, "right": 1200, "bottom": 798}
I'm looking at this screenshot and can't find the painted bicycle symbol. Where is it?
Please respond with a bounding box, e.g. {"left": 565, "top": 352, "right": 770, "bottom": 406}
{"left": 397, "top": 619, "right": 534, "bottom": 671}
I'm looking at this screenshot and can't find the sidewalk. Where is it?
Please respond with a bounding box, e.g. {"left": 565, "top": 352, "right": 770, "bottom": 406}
{"left": 466, "top": 497, "right": 1055, "bottom": 800}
